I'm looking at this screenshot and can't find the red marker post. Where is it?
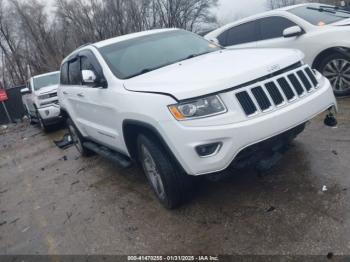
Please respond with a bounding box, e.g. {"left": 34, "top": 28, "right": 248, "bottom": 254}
{"left": 0, "top": 89, "right": 11, "bottom": 123}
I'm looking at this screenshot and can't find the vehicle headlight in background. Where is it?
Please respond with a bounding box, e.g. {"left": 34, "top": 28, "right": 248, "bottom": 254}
{"left": 38, "top": 94, "right": 50, "bottom": 100}
{"left": 168, "top": 95, "right": 227, "bottom": 121}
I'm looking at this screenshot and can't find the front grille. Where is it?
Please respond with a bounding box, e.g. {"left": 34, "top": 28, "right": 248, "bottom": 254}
{"left": 305, "top": 67, "right": 318, "bottom": 87}
{"left": 297, "top": 70, "right": 312, "bottom": 91}
{"left": 288, "top": 74, "right": 304, "bottom": 96}
{"left": 236, "top": 91, "right": 257, "bottom": 116}
{"left": 251, "top": 86, "right": 271, "bottom": 111}
{"left": 265, "top": 82, "right": 284, "bottom": 106}
{"left": 235, "top": 65, "right": 319, "bottom": 116}
{"left": 277, "top": 77, "right": 295, "bottom": 100}
{"left": 49, "top": 92, "right": 57, "bottom": 98}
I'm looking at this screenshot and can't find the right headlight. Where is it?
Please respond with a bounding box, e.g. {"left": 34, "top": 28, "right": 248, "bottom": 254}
{"left": 168, "top": 95, "right": 227, "bottom": 121}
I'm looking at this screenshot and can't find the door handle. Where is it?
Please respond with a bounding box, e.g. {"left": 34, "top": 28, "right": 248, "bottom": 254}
{"left": 63, "top": 91, "right": 68, "bottom": 95}
{"left": 77, "top": 93, "right": 85, "bottom": 98}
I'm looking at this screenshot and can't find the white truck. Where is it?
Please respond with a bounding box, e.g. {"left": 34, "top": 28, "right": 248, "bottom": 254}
{"left": 21, "top": 71, "right": 62, "bottom": 131}
{"left": 58, "top": 29, "right": 337, "bottom": 209}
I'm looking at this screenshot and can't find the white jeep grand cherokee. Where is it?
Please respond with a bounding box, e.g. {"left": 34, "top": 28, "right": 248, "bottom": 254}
{"left": 58, "top": 29, "right": 337, "bottom": 209}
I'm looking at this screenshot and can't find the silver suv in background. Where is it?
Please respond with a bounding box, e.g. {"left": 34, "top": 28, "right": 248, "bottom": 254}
{"left": 21, "top": 71, "right": 62, "bottom": 131}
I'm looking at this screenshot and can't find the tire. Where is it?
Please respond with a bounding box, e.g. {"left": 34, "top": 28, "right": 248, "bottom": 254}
{"left": 35, "top": 109, "right": 48, "bottom": 132}
{"left": 317, "top": 52, "right": 350, "bottom": 97}
{"left": 137, "top": 134, "right": 192, "bottom": 209}
{"left": 67, "top": 118, "right": 93, "bottom": 157}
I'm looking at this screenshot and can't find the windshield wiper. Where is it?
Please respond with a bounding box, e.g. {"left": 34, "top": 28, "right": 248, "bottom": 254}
{"left": 319, "top": 5, "right": 350, "bottom": 15}
{"left": 126, "top": 64, "right": 170, "bottom": 79}
{"left": 307, "top": 6, "right": 350, "bottom": 18}
{"left": 182, "top": 51, "right": 213, "bottom": 62}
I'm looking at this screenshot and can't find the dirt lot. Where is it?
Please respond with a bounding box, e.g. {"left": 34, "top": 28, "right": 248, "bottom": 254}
{"left": 0, "top": 98, "right": 350, "bottom": 255}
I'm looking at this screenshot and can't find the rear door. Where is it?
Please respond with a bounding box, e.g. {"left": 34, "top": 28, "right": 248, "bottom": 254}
{"left": 217, "top": 20, "right": 259, "bottom": 49}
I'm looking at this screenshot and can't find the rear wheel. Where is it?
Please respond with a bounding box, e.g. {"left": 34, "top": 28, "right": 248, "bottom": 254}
{"left": 137, "top": 134, "right": 192, "bottom": 209}
{"left": 67, "top": 118, "right": 93, "bottom": 157}
{"left": 318, "top": 53, "right": 350, "bottom": 96}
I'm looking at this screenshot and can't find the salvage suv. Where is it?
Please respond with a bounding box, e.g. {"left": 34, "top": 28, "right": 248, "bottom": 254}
{"left": 21, "top": 71, "right": 61, "bottom": 131}
{"left": 58, "top": 29, "right": 337, "bottom": 209}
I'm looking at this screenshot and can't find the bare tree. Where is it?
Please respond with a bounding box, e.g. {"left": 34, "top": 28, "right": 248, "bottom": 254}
{"left": 0, "top": 0, "right": 218, "bottom": 87}
{"left": 266, "top": 0, "right": 298, "bottom": 10}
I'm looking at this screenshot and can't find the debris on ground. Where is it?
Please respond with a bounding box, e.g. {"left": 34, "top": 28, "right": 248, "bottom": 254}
{"left": 322, "top": 186, "right": 328, "bottom": 192}
{"left": 54, "top": 133, "right": 73, "bottom": 149}
{"left": 62, "top": 156, "right": 68, "bottom": 161}
{"left": 0, "top": 221, "right": 7, "bottom": 227}
{"left": 0, "top": 189, "right": 8, "bottom": 194}
{"left": 71, "top": 180, "right": 80, "bottom": 186}
{"left": 1, "top": 125, "right": 8, "bottom": 130}
{"left": 327, "top": 252, "right": 334, "bottom": 259}
{"left": 332, "top": 150, "right": 338, "bottom": 156}
{"left": 10, "top": 218, "right": 20, "bottom": 224}
{"left": 266, "top": 206, "right": 276, "bottom": 213}
{"left": 22, "top": 227, "right": 30, "bottom": 233}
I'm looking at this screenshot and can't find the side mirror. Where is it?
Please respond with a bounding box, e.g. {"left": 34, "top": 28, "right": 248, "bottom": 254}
{"left": 82, "top": 70, "right": 97, "bottom": 84}
{"left": 210, "top": 38, "right": 220, "bottom": 45}
{"left": 20, "top": 87, "right": 30, "bottom": 95}
{"left": 283, "top": 26, "right": 303, "bottom": 38}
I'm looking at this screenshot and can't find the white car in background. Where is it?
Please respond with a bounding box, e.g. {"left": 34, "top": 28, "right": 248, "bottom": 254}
{"left": 21, "top": 71, "right": 62, "bottom": 131}
{"left": 205, "top": 3, "right": 350, "bottom": 96}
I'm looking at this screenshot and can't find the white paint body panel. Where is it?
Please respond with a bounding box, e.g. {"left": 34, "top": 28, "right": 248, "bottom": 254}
{"left": 22, "top": 71, "right": 61, "bottom": 122}
{"left": 58, "top": 29, "right": 337, "bottom": 175}
{"left": 205, "top": 3, "right": 350, "bottom": 67}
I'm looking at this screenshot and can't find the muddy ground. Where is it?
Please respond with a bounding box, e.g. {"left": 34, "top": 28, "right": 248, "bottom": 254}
{"left": 0, "top": 98, "right": 350, "bottom": 255}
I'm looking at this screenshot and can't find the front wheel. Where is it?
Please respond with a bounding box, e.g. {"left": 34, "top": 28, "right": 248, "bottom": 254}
{"left": 35, "top": 109, "right": 48, "bottom": 132}
{"left": 137, "top": 134, "right": 192, "bottom": 209}
{"left": 318, "top": 53, "right": 350, "bottom": 96}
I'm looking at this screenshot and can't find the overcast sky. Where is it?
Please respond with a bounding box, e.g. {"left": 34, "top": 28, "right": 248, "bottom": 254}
{"left": 217, "top": 0, "right": 267, "bottom": 24}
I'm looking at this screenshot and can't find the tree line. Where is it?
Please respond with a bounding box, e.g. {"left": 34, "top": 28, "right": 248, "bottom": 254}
{"left": 0, "top": 0, "right": 332, "bottom": 88}
{"left": 0, "top": 0, "right": 218, "bottom": 88}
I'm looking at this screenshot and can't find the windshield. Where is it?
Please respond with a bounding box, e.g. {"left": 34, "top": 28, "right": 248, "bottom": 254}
{"left": 289, "top": 5, "right": 350, "bottom": 26}
{"left": 33, "top": 73, "right": 60, "bottom": 91}
{"left": 99, "top": 30, "right": 222, "bottom": 79}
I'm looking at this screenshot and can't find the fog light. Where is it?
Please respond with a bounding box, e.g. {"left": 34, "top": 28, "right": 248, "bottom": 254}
{"left": 195, "top": 142, "right": 222, "bottom": 157}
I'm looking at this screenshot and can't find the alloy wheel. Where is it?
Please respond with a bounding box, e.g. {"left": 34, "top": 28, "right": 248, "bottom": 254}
{"left": 323, "top": 59, "right": 350, "bottom": 92}
{"left": 141, "top": 145, "right": 166, "bottom": 200}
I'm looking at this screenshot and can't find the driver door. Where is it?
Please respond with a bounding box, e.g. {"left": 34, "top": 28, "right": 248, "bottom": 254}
{"left": 70, "top": 51, "right": 122, "bottom": 151}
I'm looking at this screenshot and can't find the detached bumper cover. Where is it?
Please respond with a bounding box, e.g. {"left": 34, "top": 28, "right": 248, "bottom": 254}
{"left": 37, "top": 104, "right": 63, "bottom": 125}
{"left": 159, "top": 78, "right": 337, "bottom": 176}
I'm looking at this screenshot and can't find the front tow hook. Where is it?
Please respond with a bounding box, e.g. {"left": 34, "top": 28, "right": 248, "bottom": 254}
{"left": 324, "top": 108, "right": 338, "bottom": 128}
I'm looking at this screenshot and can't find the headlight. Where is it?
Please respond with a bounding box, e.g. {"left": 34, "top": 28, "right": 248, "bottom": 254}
{"left": 38, "top": 94, "right": 50, "bottom": 100}
{"left": 168, "top": 95, "right": 227, "bottom": 121}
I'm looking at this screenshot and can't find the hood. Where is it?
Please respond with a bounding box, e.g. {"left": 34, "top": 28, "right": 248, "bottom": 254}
{"left": 331, "top": 18, "right": 350, "bottom": 26}
{"left": 124, "top": 48, "right": 304, "bottom": 100}
{"left": 35, "top": 84, "right": 58, "bottom": 96}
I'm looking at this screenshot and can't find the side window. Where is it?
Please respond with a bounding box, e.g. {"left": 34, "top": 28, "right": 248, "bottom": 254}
{"left": 81, "top": 56, "right": 97, "bottom": 73}
{"left": 60, "top": 62, "right": 69, "bottom": 85}
{"left": 68, "top": 58, "right": 81, "bottom": 85}
{"left": 217, "top": 31, "right": 228, "bottom": 46}
{"left": 224, "top": 21, "right": 258, "bottom": 47}
{"left": 259, "top": 16, "right": 297, "bottom": 41}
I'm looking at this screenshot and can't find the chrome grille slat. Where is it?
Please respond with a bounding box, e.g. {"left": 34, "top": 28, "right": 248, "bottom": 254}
{"left": 235, "top": 65, "right": 320, "bottom": 117}
{"left": 251, "top": 86, "right": 271, "bottom": 111}
{"left": 297, "top": 70, "right": 312, "bottom": 91}
{"left": 277, "top": 77, "right": 296, "bottom": 101}
{"left": 265, "top": 81, "right": 284, "bottom": 106}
